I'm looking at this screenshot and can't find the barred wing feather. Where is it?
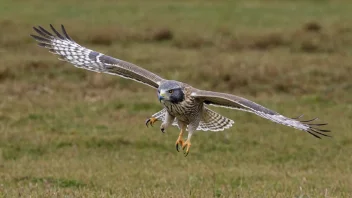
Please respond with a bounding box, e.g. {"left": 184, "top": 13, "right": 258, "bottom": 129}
{"left": 191, "top": 90, "right": 330, "bottom": 138}
{"left": 30, "top": 24, "right": 164, "bottom": 89}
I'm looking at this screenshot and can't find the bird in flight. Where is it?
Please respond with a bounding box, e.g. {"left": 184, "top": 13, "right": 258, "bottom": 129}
{"left": 30, "top": 25, "right": 330, "bottom": 156}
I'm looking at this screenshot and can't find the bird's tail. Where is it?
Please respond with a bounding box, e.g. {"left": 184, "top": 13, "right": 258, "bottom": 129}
{"left": 197, "top": 107, "right": 234, "bottom": 132}
{"left": 151, "top": 107, "right": 234, "bottom": 131}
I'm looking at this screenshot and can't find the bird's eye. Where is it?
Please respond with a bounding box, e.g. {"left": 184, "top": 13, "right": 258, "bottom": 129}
{"left": 168, "top": 90, "right": 173, "bottom": 94}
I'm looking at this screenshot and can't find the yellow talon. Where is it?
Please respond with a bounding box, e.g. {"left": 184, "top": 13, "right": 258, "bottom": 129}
{"left": 175, "top": 136, "right": 184, "bottom": 152}
{"left": 182, "top": 140, "right": 191, "bottom": 157}
{"left": 175, "top": 129, "right": 185, "bottom": 152}
{"left": 145, "top": 117, "right": 158, "bottom": 127}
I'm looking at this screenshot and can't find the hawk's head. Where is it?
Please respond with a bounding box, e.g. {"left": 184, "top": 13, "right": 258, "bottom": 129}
{"left": 157, "top": 80, "right": 185, "bottom": 104}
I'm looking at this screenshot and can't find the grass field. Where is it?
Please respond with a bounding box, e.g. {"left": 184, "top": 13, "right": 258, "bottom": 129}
{"left": 0, "top": 0, "right": 352, "bottom": 197}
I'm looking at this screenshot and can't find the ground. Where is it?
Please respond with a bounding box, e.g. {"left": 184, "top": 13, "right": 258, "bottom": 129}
{"left": 0, "top": 0, "right": 351, "bottom": 197}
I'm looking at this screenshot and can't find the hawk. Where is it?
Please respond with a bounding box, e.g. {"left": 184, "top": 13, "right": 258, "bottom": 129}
{"left": 30, "top": 25, "right": 330, "bottom": 156}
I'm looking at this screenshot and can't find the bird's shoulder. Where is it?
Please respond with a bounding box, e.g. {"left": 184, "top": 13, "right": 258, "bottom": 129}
{"left": 182, "top": 84, "right": 194, "bottom": 96}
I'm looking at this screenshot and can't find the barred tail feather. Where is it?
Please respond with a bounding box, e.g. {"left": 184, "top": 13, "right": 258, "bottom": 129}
{"left": 198, "top": 108, "right": 234, "bottom": 132}
{"left": 151, "top": 108, "right": 234, "bottom": 132}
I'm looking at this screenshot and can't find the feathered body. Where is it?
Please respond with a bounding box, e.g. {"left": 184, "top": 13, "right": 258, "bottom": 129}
{"left": 160, "top": 82, "right": 201, "bottom": 124}
{"left": 154, "top": 80, "right": 234, "bottom": 132}
{"left": 30, "top": 25, "right": 330, "bottom": 156}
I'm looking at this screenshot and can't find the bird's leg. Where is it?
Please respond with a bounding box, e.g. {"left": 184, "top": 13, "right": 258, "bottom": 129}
{"left": 175, "top": 121, "right": 187, "bottom": 152}
{"left": 182, "top": 132, "right": 193, "bottom": 157}
{"left": 145, "top": 117, "right": 158, "bottom": 127}
{"left": 175, "top": 128, "right": 185, "bottom": 152}
{"left": 160, "top": 112, "right": 175, "bottom": 133}
{"left": 181, "top": 122, "right": 199, "bottom": 157}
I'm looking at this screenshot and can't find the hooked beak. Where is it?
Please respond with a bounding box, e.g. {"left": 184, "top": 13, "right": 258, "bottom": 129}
{"left": 158, "top": 92, "right": 166, "bottom": 102}
{"left": 158, "top": 95, "right": 164, "bottom": 102}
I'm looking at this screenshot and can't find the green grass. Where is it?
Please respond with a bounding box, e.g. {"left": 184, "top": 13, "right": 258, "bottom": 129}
{"left": 0, "top": 0, "right": 351, "bottom": 197}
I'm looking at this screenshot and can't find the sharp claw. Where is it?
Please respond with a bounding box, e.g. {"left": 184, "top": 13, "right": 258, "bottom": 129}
{"left": 175, "top": 137, "right": 183, "bottom": 152}
{"left": 181, "top": 141, "right": 191, "bottom": 157}
{"left": 145, "top": 118, "right": 157, "bottom": 127}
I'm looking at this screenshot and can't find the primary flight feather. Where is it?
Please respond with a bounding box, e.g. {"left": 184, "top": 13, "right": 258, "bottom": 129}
{"left": 30, "top": 25, "right": 330, "bottom": 156}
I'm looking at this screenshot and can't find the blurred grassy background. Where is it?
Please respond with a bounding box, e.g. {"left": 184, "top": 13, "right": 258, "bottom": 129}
{"left": 0, "top": 0, "right": 351, "bottom": 197}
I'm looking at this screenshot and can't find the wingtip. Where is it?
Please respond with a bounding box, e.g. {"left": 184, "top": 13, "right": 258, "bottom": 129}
{"left": 292, "top": 114, "right": 304, "bottom": 119}
{"left": 307, "top": 127, "right": 332, "bottom": 139}
{"left": 308, "top": 131, "right": 322, "bottom": 139}
{"left": 301, "top": 117, "right": 318, "bottom": 123}
{"left": 60, "top": 24, "right": 72, "bottom": 40}
{"left": 29, "top": 34, "right": 40, "bottom": 40}
{"left": 30, "top": 34, "right": 51, "bottom": 43}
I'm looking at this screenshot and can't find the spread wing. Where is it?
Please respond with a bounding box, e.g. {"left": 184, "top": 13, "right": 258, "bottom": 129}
{"left": 30, "top": 24, "right": 165, "bottom": 89}
{"left": 191, "top": 89, "right": 330, "bottom": 138}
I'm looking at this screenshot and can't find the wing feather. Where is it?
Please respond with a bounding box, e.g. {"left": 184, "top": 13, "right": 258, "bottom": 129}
{"left": 30, "top": 24, "right": 164, "bottom": 89}
{"left": 191, "top": 89, "right": 330, "bottom": 138}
